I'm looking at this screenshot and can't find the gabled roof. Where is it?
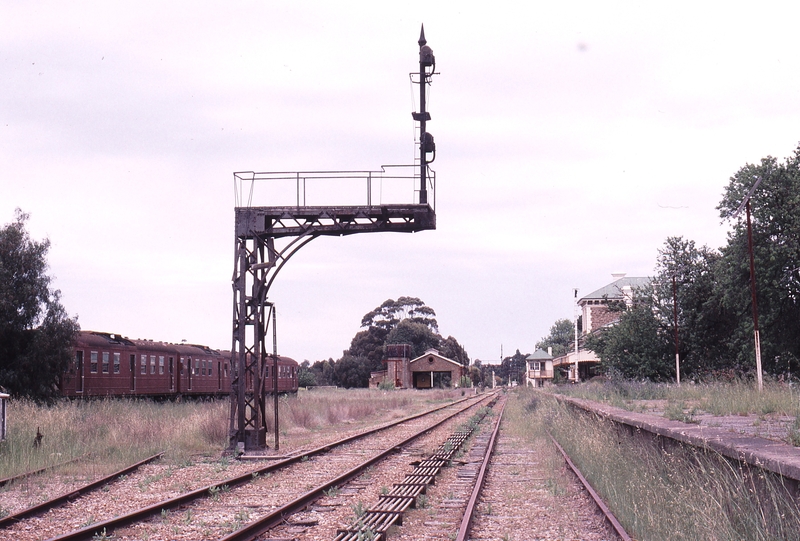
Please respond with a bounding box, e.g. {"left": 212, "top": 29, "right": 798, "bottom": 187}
{"left": 409, "top": 350, "right": 464, "bottom": 369}
{"left": 526, "top": 349, "right": 552, "bottom": 361}
{"left": 580, "top": 275, "right": 650, "bottom": 302}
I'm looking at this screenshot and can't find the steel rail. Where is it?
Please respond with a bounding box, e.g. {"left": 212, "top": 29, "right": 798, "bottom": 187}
{"left": 454, "top": 396, "right": 506, "bottom": 541}
{"left": 224, "top": 395, "right": 500, "bottom": 541}
{"left": 334, "top": 399, "right": 500, "bottom": 541}
{"left": 0, "top": 451, "right": 164, "bottom": 528}
{"left": 0, "top": 454, "right": 88, "bottom": 488}
{"left": 46, "top": 392, "right": 495, "bottom": 541}
{"left": 548, "top": 432, "right": 633, "bottom": 541}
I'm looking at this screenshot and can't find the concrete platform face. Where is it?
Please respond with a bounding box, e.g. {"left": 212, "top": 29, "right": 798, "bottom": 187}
{"left": 557, "top": 395, "right": 800, "bottom": 484}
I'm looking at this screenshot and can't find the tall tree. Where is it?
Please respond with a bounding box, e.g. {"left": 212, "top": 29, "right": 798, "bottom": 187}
{"left": 360, "top": 297, "right": 438, "bottom": 334}
{"left": 439, "top": 335, "right": 470, "bottom": 368}
{"left": 499, "top": 349, "right": 528, "bottom": 385}
{"left": 585, "top": 300, "right": 673, "bottom": 381}
{"left": 385, "top": 319, "right": 441, "bottom": 359}
{"left": 535, "top": 318, "right": 574, "bottom": 358}
{"left": 333, "top": 354, "right": 372, "bottom": 388}
{"left": 652, "top": 236, "right": 736, "bottom": 377}
{"left": 0, "top": 210, "right": 79, "bottom": 400}
{"left": 332, "top": 297, "right": 469, "bottom": 387}
{"left": 717, "top": 151, "right": 800, "bottom": 376}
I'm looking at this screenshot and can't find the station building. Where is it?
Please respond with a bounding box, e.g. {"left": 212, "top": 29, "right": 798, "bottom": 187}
{"left": 371, "top": 345, "right": 465, "bottom": 389}
{"left": 553, "top": 273, "right": 650, "bottom": 382}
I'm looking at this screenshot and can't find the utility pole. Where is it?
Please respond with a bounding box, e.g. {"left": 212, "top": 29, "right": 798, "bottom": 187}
{"left": 733, "top": 174, "right": 765, "bottom": 392}
{"left": 573, "top": 288, "right": 579, "bottom": 383}
{"left": 673, "top": 275, "right": 680, "bottom": 385}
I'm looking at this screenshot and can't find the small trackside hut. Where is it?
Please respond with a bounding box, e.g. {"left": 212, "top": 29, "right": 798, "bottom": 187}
{"left": 526, "top": 348, "right": 554, "bottom": 387}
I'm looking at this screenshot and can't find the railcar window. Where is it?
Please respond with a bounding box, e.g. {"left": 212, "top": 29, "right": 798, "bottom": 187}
{"left": 113, "top": 353, "right": 121, "bottom": 374}
{"left": 102, "top": 352, "right": 109, "bottom": 374}
{"left": 141, "top": 355, "right": 147, "bottom": 375}
{"left": 150, "top": 355, "right": 156, "bottom": 375}
{"left": 159, "top": 356, "right": 164, "bottom": 375}
{"left": 208, "top": 361, "right": 213, "bottom": 376}
{"left": 180, "top": 357, "right": 185, "bottom": 375}
{"left": 194, "top": 360, "right": 199, "bottom": 375}
{"left": 90, "top": 351, "right": 98, "bottom": 373}
{"left": 201, "top": 360, "right": 206, "bottom": 376}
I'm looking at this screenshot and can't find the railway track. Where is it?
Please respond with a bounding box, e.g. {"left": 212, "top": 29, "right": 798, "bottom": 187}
{"left": 0, "top": 452, "right": 164, "bottom": 529}
{"left": 389, "top": 394, "right": 629, "bottom": 541}
{"left": 3, "top": 391, "right": 634, "bottom": 541}
{"left": 1, "top": 392, "right": 494, "bottom": 540}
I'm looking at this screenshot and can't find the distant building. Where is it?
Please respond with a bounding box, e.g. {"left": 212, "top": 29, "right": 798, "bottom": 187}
{"left": 526, "top": 349, "right": 553, "bottom": 387}
{"left": 553, "top": 273, "right": 650, "bottom": 382}
{"left": 580, "top": 273, "right": 651, "bottom": 335}
{"left": 370, "top": 345, "right": 464, "bottom": 389}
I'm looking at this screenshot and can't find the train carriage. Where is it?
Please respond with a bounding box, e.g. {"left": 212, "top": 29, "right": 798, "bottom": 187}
{"left": 63, "top": 332, "right": 137, "bottom": 397}
{"left": 172, "top": 343, "right": 228, "bottom": 396}
{"left": 62, "top": 331, "right": 298, "bottom": 398}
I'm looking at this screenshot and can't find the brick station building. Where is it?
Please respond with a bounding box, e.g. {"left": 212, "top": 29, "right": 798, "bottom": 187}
{"left": 373, "top": 345, "right": 464, "bottom": 389}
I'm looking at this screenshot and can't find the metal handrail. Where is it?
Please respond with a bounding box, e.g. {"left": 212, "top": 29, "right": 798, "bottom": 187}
{"left": 233, "top": 164, "right": 435, "bottom": 210}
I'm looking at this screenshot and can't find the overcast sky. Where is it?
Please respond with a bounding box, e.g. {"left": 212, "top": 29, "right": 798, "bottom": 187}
{"left": 3, "top": 2, "right": 800, "bottom": 363}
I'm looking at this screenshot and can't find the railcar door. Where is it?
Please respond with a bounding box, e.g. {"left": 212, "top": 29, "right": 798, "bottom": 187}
{"left": 130, "top": 354, "right": 136, "bottom": 391}
{"left": 75, "top": 351, "right": 84, "bottom": 393}
{"left": 169, "top": 357, "right": 174, "bottom": 391}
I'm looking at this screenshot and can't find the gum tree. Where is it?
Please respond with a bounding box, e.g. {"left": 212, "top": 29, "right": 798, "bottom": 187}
{"left": 0, "top": 210, "right": 79, "bottom": 400}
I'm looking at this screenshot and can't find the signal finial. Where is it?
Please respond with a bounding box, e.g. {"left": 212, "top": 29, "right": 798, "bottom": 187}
{"left": 418, "top": 24, "right": 427, "bottom": 47}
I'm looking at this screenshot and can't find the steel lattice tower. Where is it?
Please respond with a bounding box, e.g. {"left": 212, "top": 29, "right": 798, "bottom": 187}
{"left": 230, "top": 26, "right": 438, "bottom": 450}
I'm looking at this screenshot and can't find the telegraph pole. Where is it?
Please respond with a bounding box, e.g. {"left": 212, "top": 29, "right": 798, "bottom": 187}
{"left": 673, "top": 275, "right": 680, "bottom": 385}
{"left": 573, "top": 288, "right": 580, "bottom": 383}
{"left": 733, "top": 175, "right": 765, "bottom": 392}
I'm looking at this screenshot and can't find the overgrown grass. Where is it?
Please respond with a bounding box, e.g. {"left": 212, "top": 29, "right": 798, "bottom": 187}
{"left": 0, "top": 398, "right": 229, "bottom": 479}
{"left": 275, "top": 388, "right": 417, "bottom": 431}
{"left": 531, "top": 390, "right": 800, "bottom": 541}
{"left": 0, "top": 388, "right": 458, "bottom": 479}
{"left": 554, "top": 378, "right": 800, "bottom": 417}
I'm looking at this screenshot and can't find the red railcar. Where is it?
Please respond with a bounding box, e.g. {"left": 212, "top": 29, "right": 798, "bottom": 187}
{"left": 61, "top": 331, "right": 298, "bottom": 398}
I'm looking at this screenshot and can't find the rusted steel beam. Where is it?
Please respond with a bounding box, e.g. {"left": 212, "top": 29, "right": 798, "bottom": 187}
{"left": 235, "top": 204, "right": 436, "bottom": 238}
